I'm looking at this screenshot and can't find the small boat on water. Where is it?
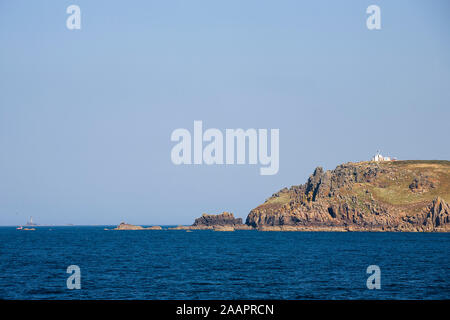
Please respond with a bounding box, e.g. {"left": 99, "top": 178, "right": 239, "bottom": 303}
{"left": 17, "top": 216, "right": 39, "bottom": 230}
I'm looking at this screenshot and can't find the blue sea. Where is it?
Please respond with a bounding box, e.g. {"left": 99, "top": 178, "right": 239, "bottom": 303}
{"left": 0, "top": 227, "right": 448, "bottom": 300}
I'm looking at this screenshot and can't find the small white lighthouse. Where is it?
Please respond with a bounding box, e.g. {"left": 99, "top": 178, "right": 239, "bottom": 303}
{"left": 371, "top": 150, "right": 392, "bottom": 162}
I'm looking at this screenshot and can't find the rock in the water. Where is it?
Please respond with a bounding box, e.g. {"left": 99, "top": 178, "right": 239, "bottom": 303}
{"left": 114, "top": 222, "right": 162, "bottom": 230}
{"left": 145, "top": 226, "right": 163, "bottom": 230}
{"left": 172, "top": 212, "right": 254, "bottom": 231}
{"left": 213, "top": 226, "right": 235, "bottom": 232}
{"left": 193, "top": 212, "right": 243, "bottom": 227}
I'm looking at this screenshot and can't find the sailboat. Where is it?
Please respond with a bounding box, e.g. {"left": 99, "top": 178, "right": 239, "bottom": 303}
{"left": 26, "top": 216, "right": 37, "bottom": 226}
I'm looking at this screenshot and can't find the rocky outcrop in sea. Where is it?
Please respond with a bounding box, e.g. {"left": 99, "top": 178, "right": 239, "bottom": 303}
{"left": 113, "top": 222, "right": 162, "bottom": 230}
{"left": 171, "top": 212, "right": 252, "bottom": 231}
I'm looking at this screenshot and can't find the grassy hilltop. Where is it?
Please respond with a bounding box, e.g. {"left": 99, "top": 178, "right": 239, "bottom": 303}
{"left": 340, "top": 160, "right": 450, "bottom": 210}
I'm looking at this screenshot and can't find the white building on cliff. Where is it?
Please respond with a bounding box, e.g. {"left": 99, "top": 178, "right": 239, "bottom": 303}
{"left": 371, "top": 151, "right": 393, "bottom": 162}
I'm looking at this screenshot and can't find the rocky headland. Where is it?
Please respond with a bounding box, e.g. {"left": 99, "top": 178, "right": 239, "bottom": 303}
{"left": 119, "top": 160, "right": 450, "bottom": 233}
{"left": 246, "top": 160, "right": 450, "bottom": 232}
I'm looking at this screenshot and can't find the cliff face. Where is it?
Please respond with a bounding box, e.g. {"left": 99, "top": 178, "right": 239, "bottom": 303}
{"left": 246, "top": 160, "right": 450, "bottom": 232}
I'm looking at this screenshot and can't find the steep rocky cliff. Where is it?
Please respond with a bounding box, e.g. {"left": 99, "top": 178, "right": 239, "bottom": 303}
{"left": 246, "top": 160, "right": 450, "bottom": 232}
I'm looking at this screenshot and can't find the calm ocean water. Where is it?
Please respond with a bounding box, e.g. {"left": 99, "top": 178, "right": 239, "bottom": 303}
{"left": 0, "top": 227, "right": 448, "bottom": 300}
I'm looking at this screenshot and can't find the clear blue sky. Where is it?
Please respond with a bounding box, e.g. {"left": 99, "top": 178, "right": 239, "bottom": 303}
{"left": 1, "top": 0, "right": 449, "bottom": 225}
